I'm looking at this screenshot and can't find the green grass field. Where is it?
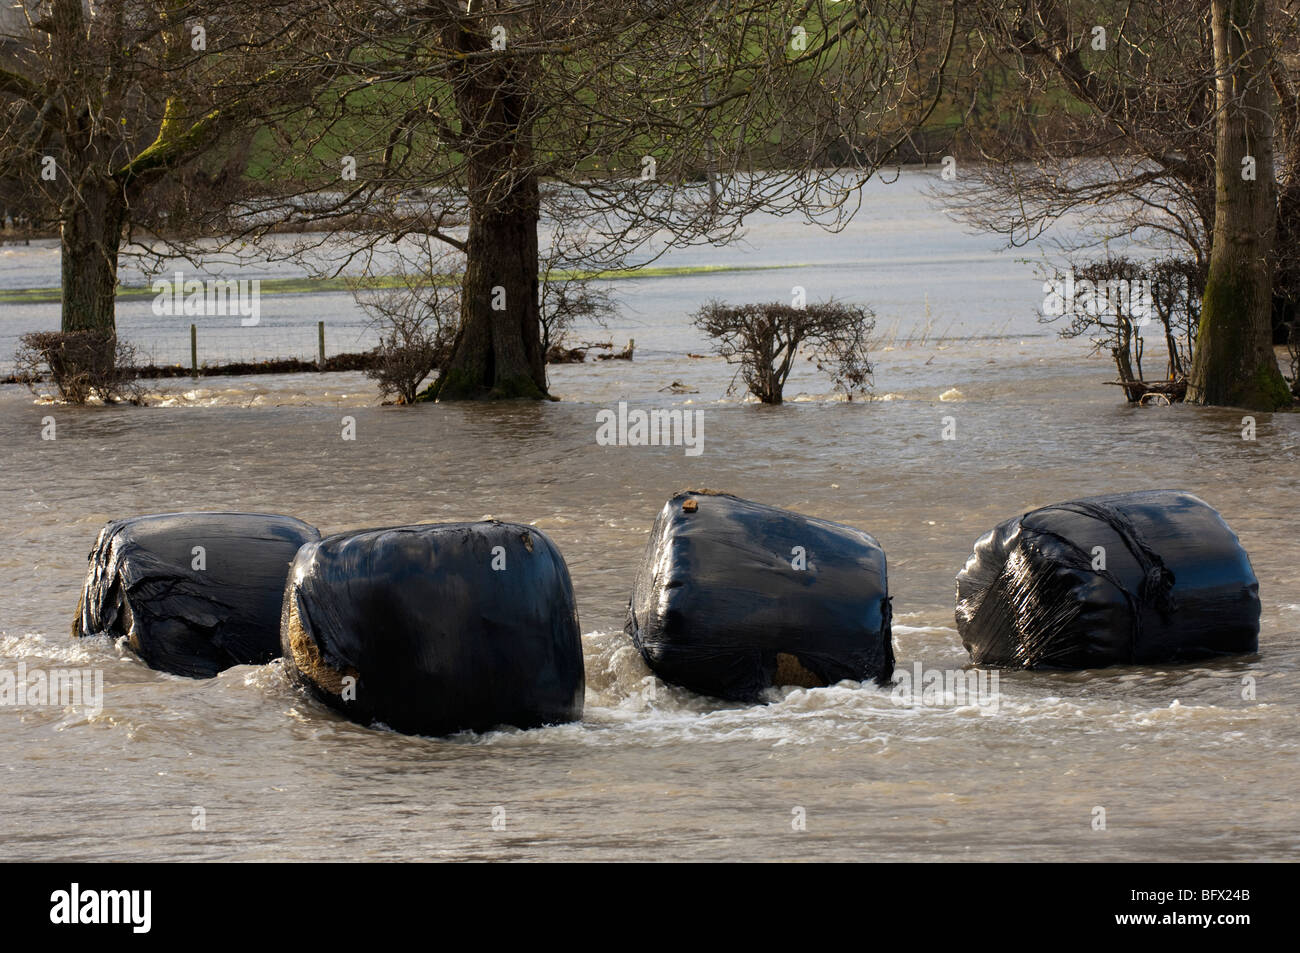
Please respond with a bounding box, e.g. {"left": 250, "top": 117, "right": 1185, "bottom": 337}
{"left": 0, "top": 262, "right": 809, "bottom": 305}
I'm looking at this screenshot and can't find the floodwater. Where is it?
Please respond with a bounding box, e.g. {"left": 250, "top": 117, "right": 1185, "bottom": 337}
{"left": 0, "top": 172, "right": 1296, "bottom": 861}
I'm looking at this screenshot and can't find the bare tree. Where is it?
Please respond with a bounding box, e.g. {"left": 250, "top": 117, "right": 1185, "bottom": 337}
{"left": 0, "top": 0, "right": 352, "bottom": 337}
{"left": 350, "top": 233, "right": 616, "bottom": 398}
{"left": 229, "top": 0, "right": 958, "bottom": 400}
{"left": 948, "top": 0, "right": 1298, "bottom": 408}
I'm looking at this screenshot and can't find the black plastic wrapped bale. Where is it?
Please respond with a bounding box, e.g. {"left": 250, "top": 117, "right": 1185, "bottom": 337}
{"left": 625, "top": 490, "right": 894, "bottom": 701}
{"left": 74, "top": 512, "right": 321, "bottom": 678}
{"left": 280, "top": 521, "right": 584, "bottom": 736}
{"left": 955, "top": 490, "right": 1260, "bottom": 669}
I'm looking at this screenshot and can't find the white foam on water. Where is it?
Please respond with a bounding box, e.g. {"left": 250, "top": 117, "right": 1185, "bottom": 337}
{"left": 3, "top": 626, "right": 1282, "bottom": 760}
{"left": 0, "top": 630, "right": 120, "bottom": 666}
{"left": 444, "top": 630, "right": 1053, "bottom": 749}
{"left": 891, "top": 623, "right": 959, "bottom": 637}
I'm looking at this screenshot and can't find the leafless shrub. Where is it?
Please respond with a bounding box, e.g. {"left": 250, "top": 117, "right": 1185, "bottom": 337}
{"left": 1041, "top": 256, "right": 1203, "bottom": 402}
{"left": 347, "top": 239, "right": 461, "bottom": 404}
{"left": 356, "top": 279, "right": 459, "bottom": 405}
{"left": 539, "top": 261, "right": 617, "bottom": 361}
{"left": 1147, "top": 258, "right": 1205, "bottom": 380}
{"left": 693, "top": 300, "right": 876, "bottom": 404}
{"left": 14, "top": 331, "right": 145, "bottom": 405}
{"left": 1284, "top": 318, "right": 1300, "bottom": 397}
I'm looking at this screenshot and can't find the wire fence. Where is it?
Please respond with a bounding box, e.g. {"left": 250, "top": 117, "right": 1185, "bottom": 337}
{"left": 128, "top": 321, "right": 380, "bottom": 370}
{"left": 1, "top": 314, "right": 383, "bottom": 376}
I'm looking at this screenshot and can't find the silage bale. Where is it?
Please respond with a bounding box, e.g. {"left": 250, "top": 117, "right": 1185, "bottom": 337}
{"left": 625, "top": 490, "right": 894, "bottom": 701}
{"left": 73, "top": 512, "right": 321, "bottom": 678}
{"left": 280, "top": 521, "right": 584, "bottom": 736}
{"left": 955, "top": 490, "right": 1260, "bottom": 669}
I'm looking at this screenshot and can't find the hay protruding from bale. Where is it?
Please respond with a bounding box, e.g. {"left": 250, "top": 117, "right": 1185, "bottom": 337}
{"left": 774, "top": 653, "right": 823, "bottom": 688}
{"left": 279, "top": 521, "right": 585, "bottom": 736}
{"left": 284, "top": 595, "right": 356, "bottom": 696}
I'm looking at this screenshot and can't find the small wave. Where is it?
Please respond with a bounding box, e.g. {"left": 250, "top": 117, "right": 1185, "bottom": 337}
{"left": 891, "top": 623, "right": 959, "bottom": 637}
{"left": 5, "top": 628, "right": 1281, "bottom": 754}
{"left": 0, "top": 630, "right": 125, "bottom": 666}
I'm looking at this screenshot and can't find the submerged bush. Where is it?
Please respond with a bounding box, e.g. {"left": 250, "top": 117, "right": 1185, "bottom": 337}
{"left": 14, "top": 331, "right": 143, "bottom": 404}
{"left": 364, "top": 310, "right": 456, "bottom": 405}
{"left": 538, "top": 262, "right": 617, "bottom": 359}
{"left": 355, "top": 276, "right": 458, "bottom": 405}
{"left": 692, "top": 299, "right": 876, "bottom": 404}
{"left": 1042, "top": 255, "right": 1204, "bottom": 402}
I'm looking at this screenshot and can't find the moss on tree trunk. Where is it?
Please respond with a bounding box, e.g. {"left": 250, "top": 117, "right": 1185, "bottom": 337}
{"left": 1187, "top": 0, "right": 1291, "bottom": 410}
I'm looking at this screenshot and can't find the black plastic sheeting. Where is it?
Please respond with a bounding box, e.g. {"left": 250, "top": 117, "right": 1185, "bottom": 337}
{"left": 625, "top": 490, "right": 894, "bottom": 701}
{"left": 73, "top": 512, "right": 321, "bottom": 678}
{"left": 955, "top": 490, "right": 1260, "bottom": 669}
{"left": 280, "top": 521, "right": 584, "bottom": 736}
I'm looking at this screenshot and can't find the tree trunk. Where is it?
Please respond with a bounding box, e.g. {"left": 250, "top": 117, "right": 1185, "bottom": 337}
{"left": 1187, "top": 0, "right": 1291, "bottom": 409}
{"left": 435, "top": 13, "right": 547, "bottom": 401}
{"left": 60, "top": 177, "right": 125, "bottom": 334}
{"left": 437, "top": 171, "right": 546, "bottom": 400}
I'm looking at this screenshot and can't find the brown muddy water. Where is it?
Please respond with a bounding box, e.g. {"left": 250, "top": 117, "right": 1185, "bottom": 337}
{"left": 1, "top": 354, "right": 1296, "bottom": 861}
{"left": 1, "top": 175, "right": 1297, "bottom": 861}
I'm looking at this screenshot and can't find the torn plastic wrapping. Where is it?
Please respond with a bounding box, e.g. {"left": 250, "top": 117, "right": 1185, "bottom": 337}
{"left": 280, "top": 521, "right": 585, "bottom": 736}
{"left": 73, "top": 512, "right": 321, "bottom": 678}
{"left": 625, "top": 490, "right": 894, "bottom": 702}
{"left": 955, "top": 490, "right": 1260, "bottom": 669}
